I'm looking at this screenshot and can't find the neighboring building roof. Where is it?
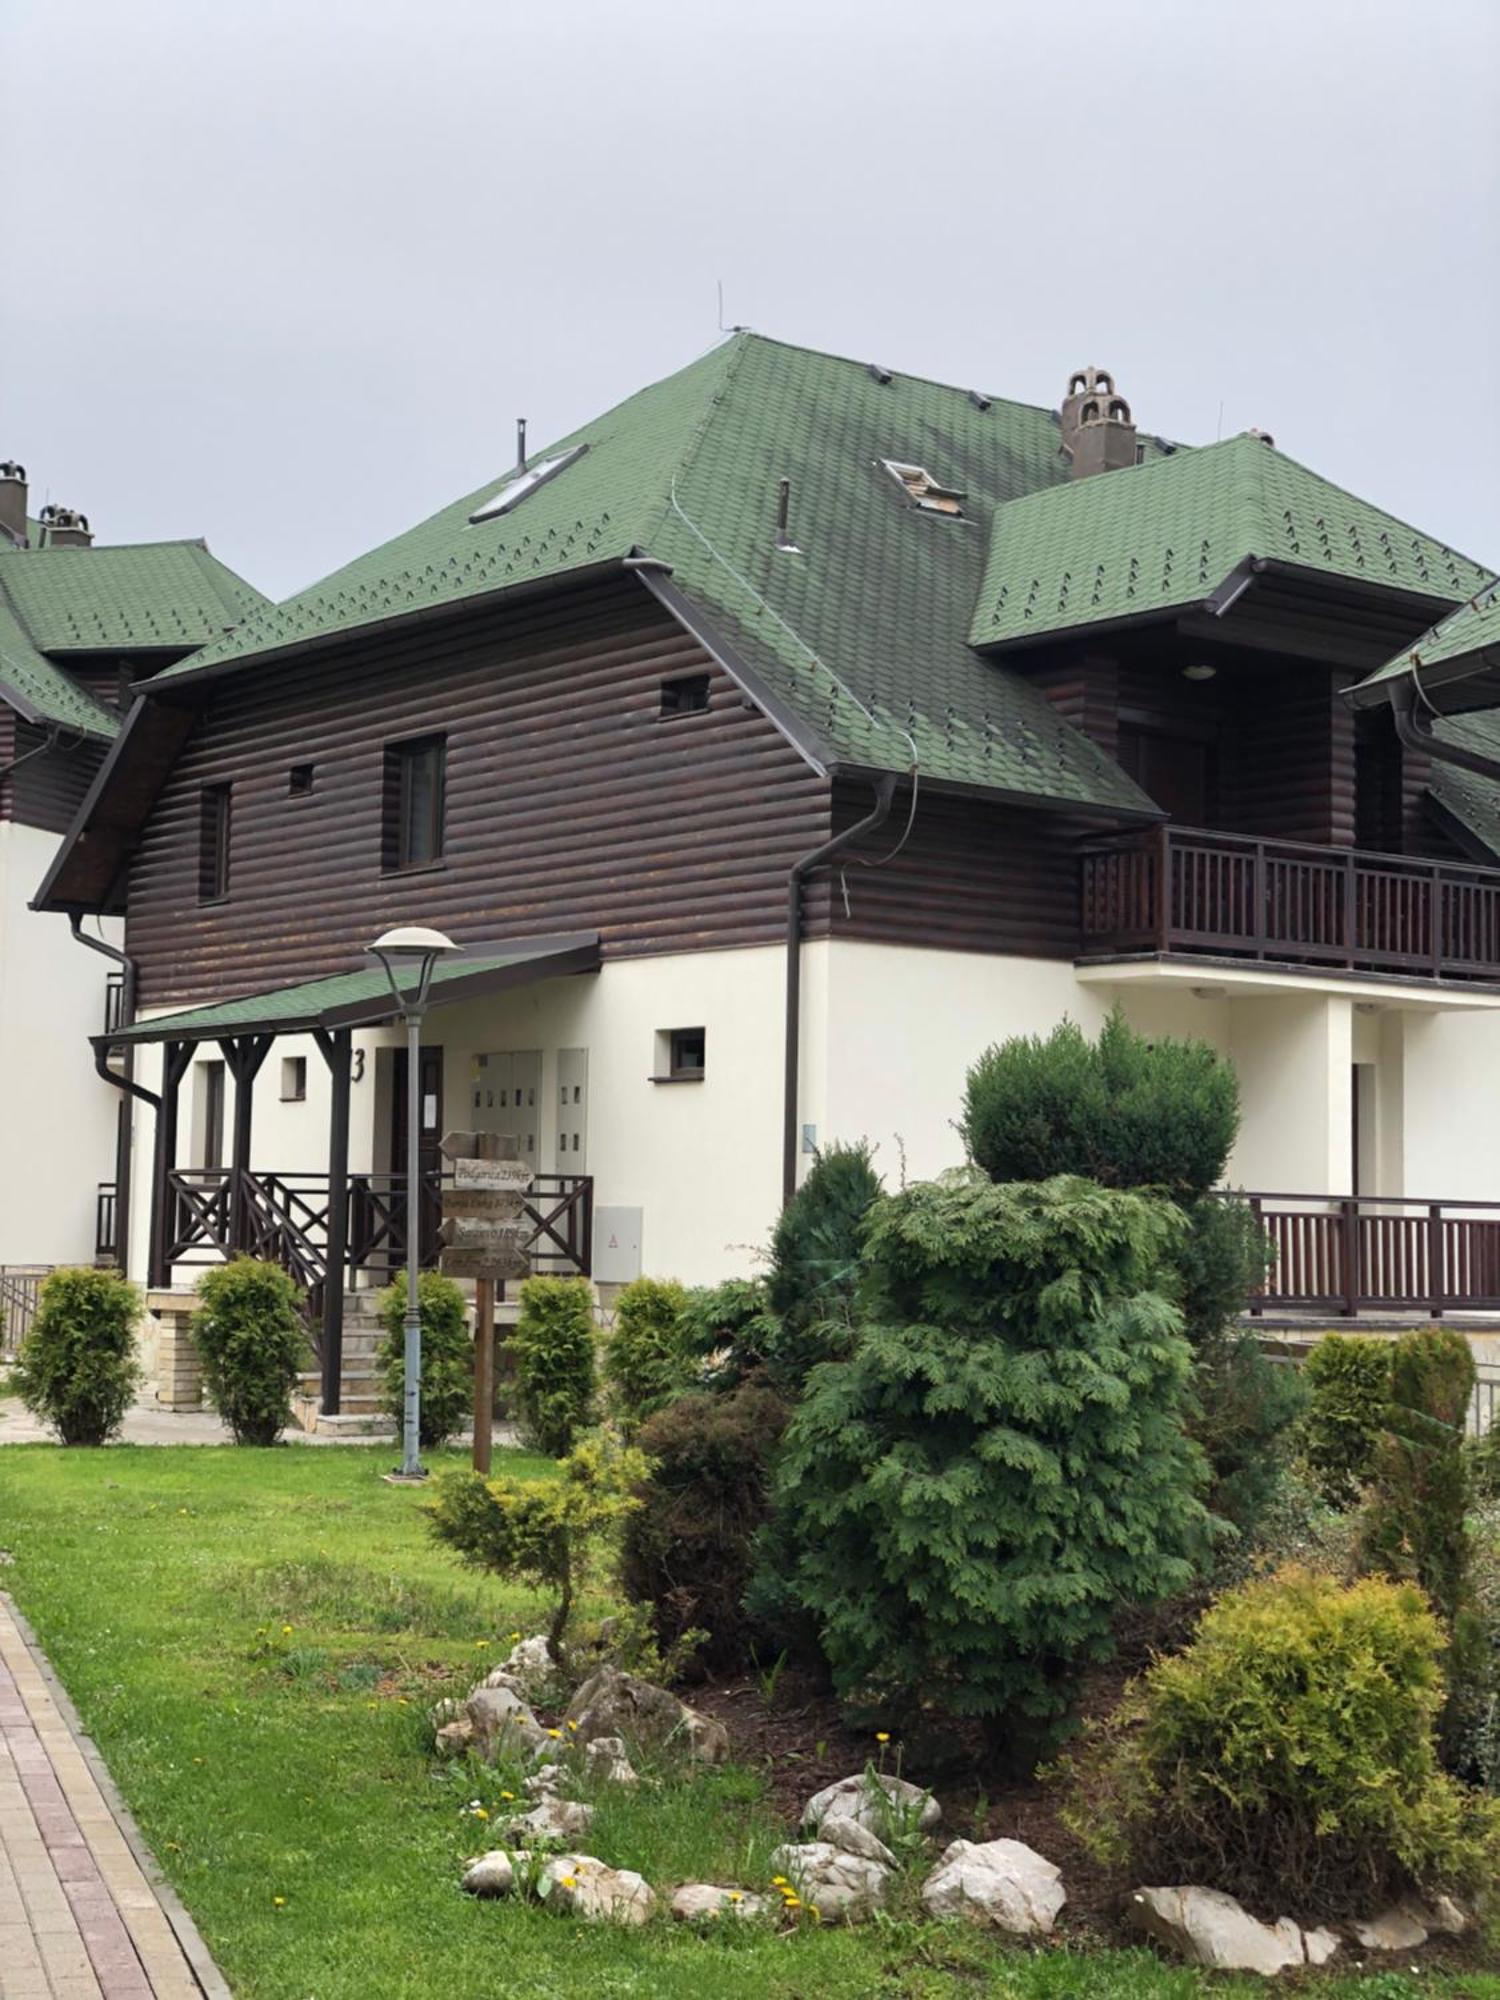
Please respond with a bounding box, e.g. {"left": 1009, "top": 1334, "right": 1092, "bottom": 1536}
{"left": 157, "top": 334, "right": 1166, "bottom": 815}
{"left": 0, "top": 535, "right": 267, "bottom": 737}
{"left": 1352, "top": 580, "right": 1500, "bottom": 713}
{"left": 968, "top": 431, "right": 1493, "bottom": 651}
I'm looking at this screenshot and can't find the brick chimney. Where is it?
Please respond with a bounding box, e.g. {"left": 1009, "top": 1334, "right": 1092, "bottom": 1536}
{"left": 0, "top": 462, "right": 26, "bottom": 546}
{"left": 1060, "top": 367, "right": 1138, "bottom": 479}
{"left": 39, "top": 503, "right": 93, "bottom": 548}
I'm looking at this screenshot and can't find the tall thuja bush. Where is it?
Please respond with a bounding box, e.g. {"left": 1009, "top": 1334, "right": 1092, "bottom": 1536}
{"left": 14, "top": 1267, "right": 142, "bottom": 1445}
{"left": 603, "top": 1276, "right": 691, "bottom": 1433}
{"left": 1303, "top": 1334, "right": 1394, "bottom": 1507}
{"left": 511, "top": 1276, "right": 597, "bottom": 1458}
{"left": 963, "top": 1009, "right": 1296, "bottom": 1542}
{"left": 763, "top": 1173, "right": 1209, "bottom": 1746}
{"left": 376, "top": 1270, "right": 472, "bottom": 1447}
{"left": 763, "top": 1141, "right": 883, "bottom": 1392}
{"left": 192, "top": 1258, "right": 311, "bottom": 1445}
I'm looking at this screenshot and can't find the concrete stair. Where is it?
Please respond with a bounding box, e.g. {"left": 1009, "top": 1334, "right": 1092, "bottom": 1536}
{"left": 292, "top": 1297, "right": 395, "bottom": 1436}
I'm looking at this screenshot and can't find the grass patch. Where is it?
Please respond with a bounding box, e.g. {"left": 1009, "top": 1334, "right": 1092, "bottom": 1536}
{"left": 0, "top": 1442, "right": 1493, "bottom": 1999}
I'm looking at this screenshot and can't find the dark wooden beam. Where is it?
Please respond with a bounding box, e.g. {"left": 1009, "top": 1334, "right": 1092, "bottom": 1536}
{"left": 219, "top": 1034, "right": 273, "bottom": 1253}
{"left": 147, "top": 1041, "right": 194, "bottom": 1289}
{"left": 312, "top": 1027, "right": 352, "bottom": 1417}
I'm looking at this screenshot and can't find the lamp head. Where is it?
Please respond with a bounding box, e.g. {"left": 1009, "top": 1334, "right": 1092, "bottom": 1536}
{"left": 367, "top": 925, "right": 459, "bottom": 964}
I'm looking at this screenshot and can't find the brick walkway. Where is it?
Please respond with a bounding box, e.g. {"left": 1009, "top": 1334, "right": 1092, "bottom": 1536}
{"left": 0, "top": 1596, "right": 225, "bottom": 1998}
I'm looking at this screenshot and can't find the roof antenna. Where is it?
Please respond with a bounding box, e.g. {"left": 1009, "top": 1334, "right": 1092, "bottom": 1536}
{"left": 717, "top": 280, "right": 726, "bottom": 333}
{"left": 516, "top": 418, "right": 528, "bottom": 473}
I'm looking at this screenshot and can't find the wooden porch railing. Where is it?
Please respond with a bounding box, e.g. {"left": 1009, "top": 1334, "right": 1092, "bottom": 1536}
{"left": 1081, "top": 825, "right": 1500, "bottom": 981}
{"left": 0, "top": 1267, "right": 51, "bottom": 1359}
{"left": 161, "top": 1167, "right": 593, "bottom": 1347}
{"left": 1242, "top": 1190, "right": 1500, "bottom": 1318}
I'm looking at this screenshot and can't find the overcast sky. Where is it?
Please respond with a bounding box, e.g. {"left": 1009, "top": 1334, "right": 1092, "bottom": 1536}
{"left": 3, "top": 0, "right": 1496, "bottom": 604}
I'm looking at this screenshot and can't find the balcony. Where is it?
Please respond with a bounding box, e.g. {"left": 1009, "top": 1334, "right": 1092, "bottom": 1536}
{"left": 1081, "top": 825, "right": 1500, "bottom": 984}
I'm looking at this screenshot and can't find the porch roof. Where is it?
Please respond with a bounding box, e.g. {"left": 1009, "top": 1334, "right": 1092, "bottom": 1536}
{"left": 100, "top": 932, "right": 601, "bottom": 1047}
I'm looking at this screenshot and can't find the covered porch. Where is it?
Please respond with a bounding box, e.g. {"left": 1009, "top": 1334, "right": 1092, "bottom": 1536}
{"left": 100, "top": 933, "right": 601, "bottom": 1416}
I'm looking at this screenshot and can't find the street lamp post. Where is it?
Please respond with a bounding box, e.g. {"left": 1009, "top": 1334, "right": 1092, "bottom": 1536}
{"left": 366, "top": 925, "right": 458, "bottom": 1479}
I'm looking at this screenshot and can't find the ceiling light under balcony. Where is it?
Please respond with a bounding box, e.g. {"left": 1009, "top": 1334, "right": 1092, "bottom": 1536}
{"left": 1182, "top": 663, "right": 1217, "bottom": 682}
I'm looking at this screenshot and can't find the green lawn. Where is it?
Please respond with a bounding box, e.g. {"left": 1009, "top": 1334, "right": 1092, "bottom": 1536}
{"left": 0, "top": 1442, "right": 1493, "bottom": 2000}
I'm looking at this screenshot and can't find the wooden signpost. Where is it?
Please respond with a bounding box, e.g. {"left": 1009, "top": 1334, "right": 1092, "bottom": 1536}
{"left": 439, "top": 1129, "right": 533, "bottom": 1475}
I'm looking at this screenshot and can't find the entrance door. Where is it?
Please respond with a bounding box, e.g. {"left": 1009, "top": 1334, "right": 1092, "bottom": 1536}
{"left": 556, "top": 1049, "right": 588, "bottom": 1173}
{"left": 472, "top": 1051, "right": 542, "bottom": 1172}
{"left": 391, "top": 1045, "right": 444, "bottom": 1263}
{"left": 1117, "top": 724, "right": 1217, "bottom": 826}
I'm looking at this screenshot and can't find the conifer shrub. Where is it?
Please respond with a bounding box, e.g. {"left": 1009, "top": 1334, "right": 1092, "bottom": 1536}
{"left": 192, "top": 1258, "right": 311, "bottom": 1446}
{"left": 510, "top": 1276, "right": 597, "bottom": 1458}
{"left": 961, "top": 1008, "right": 1238, "bottom": 1200}
{"left": 763, "top": 1141, "right": 882, "bottom": 1391}
{"left": 1471, "top": 1423, "right": 1500, "bottom": 1503}
{"left": 14, "top": 1267, "right": 142, "bottom": 1445}
{"left": 764, "top": 1173, "right": 1209, "bottom": 1745}
{"left": 1302, "top": 1333, "right": 1393, "bottom": 1507}
{"left": 1066, "top": 1565, "right": 1500, "bottom": 1915}
{"left": 1360, "top": 1328, "right": 1477, "bottom": 1630}
{"left": 375, "top": 1270, "right": 472, "bottom": 1447}
{"left": 602, "top": 1276, "right": 691, "bottom": 1433}
{"left": 676, "top": 1277, "right": 780, "bottom": 1390}
{"left": 428, "top": 1434, "right": 646, "bottom": 1662}
{"left": 620, "top": 1382, "right": 790, "bottom": 1669}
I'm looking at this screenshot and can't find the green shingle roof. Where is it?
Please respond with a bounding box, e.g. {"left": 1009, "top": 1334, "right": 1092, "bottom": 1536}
{"left": 0, "top": 539, "right": 262, "bottom": 654}
{"left": 1354, "top": 580, "right": 1500, "bottom": 708}
{"left": 161, "top": 335, "right": 1163, "bottom": 815}
{"left": 968, "top": 432, "right": 1492, "bottom": 650}
{"left": 0, "top": 593, "right": 117, "bottom": 736}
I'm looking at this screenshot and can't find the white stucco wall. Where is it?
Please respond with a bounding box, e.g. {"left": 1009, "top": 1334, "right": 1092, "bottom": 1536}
{"left": 0, "top": 821, "right": 122, "bottom": 1265}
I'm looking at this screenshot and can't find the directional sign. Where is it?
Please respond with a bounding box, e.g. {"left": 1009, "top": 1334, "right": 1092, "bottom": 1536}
{"left": 442, "top": 1187, "right": 525, "bottom": 1220}
{"left": 454, "top": 1157, "right": 533, "bottom": 1193}
{"left": 440, "top": 1244, "right": 531, "bottom": 1281}
{"left": 441, "top": 1130, "right": 517, "bottom": 1161}
{"left": 439, "top": 1216, "right": 531, "bottom": 1250}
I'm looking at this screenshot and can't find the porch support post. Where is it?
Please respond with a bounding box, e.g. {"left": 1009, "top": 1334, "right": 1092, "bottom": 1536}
{"left": 147, "top": 1041, "right": 193, "bottom": 1290}
{"left": 219, "top": 1034, "right": 273, "bottom": 1254}
{"left": 313, "top": 1028, "right": 352, "bottom": 1416}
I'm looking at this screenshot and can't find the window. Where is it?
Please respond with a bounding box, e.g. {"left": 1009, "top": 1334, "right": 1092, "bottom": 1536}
{"left": 467, "top": 444, "right": 588, "bottom": 524}
{"left": 652, "top": 1026, "right": 706, "bottom": 1082}
{"left": 382, "top": 735, "right": 446, "bottom": 871}
{"left": 660, "top": 675, "right": 710, "bottom": 718}
{"left": 197, "top": 1060, "right": 225, "bottom": 1170}
{"left": 879, "top": 459, "right": 966, "bottom": 518}
{"left": 280, "top": 1055, "right": 307, "bottom": 1102}
{"left": 198, "top": 783, "right": 231, "bottom": 901}
{"left": 288, "top": 763, "right": 315, "bottom": 797}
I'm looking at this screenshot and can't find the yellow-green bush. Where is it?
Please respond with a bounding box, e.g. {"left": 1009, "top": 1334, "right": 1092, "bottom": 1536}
{"left": 602, "top": 1276, "right": 690, "bottom": 1433}
{"left": 1302, "top": 1333, "right": 1393, "bottom": 1507}
{"left": 510, "top": 1276, "right": 597, "bottom": 1458}
{"left": 1066, "top": 1564, "right": 1500, "bottom": 1915}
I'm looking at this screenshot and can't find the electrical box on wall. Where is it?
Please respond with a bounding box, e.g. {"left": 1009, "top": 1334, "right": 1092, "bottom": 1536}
{"left": 593, "top": 1207, "right": 642, "bottom": 1284}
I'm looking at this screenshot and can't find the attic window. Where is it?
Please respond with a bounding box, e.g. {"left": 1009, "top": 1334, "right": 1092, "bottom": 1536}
{"left": 468, "top": 444, "right": 588, "bottom": 523}
{"left": 660, "top": 674, "right": 710, "bottom": 717}
{"left": 880, "top": 459, "right": 965, "bottom": 518}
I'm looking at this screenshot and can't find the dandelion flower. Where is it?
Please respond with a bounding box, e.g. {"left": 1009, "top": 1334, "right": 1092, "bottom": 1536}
{"left": 281, "top": 1625, "right": 293, "bottom": 1636}
{"left": 560, "top": 1875, "right": 577, "bottom": 1890}
{"left": 875, "top": 1731, "right": 890, "bottom": 1743}
{"left": 272, "top": 1895, "right": 285, "bottom": 1908}
{"left": 727, "top": 1891, "right": 743, "bottom": 1904}
{"left": 472, "top": 1807, "right": 489, "bottom": 1820}
{"left": 499, "top": 1790, "right": 514, "bottom": 1801}
{"left": 509, "top": 1631, "right": 521, "bottom": 1642}
{"left": 566, "top": 1720, "right": 578, "bottom": 1732}
{"left": 784, "top": 1895, "right": 802, "bottom": 1910}
{"left": 547, "top": 1727, "right": 562, "bottom": 1739}
{"left": 808, "top": 1905, "right": 821, "bottom": 1922}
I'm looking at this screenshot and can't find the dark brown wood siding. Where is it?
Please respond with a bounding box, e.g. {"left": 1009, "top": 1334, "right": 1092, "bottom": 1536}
{"left": 0, "top": 704, "right": 13, "bottom": 820}
{"left": 125, "top": 578, "right": 831, "bottom": 1008}
{"left": 0, "top": 718, "right": 104, "bottom": 833}
{"left": 816, "top": 779, "right": 1088, "bottom": 958}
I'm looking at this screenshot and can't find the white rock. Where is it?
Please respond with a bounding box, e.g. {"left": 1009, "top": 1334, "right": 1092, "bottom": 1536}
{"left": 461, "top": 1850, "right": 516, "bottom": 1898}
{"left": 820, "top": 1815, "right": 896, "bottom": 1867}
{"left": 509, "top": 1797, "right": 595, "bottom": 1845}
{"left": 465, "top": 1684, "right": 549, "bottom": 1763}
{"left": 583, "top": 1734, "right": 639, "bottom": 1786}
{"left": 1352, "top": 1904, "right": 1429, "bottom": 1952}
{"left": 770, "top": 1841, "right": 892, "bottom": 1922}
{"left": 1304, "top": 1928, "right": 1341, "bottom": 1967}
{"left": 536, "top": 1852, "right": 655, "bottom": 1925}
{"left": 502, "top": 1635, "right": 556, "bottom": 1698}
{"left": 1131, "top": 1886, "right": 1306, "bottom": 1975}
{"left": 1423, "top": 1894, "right": 1469, "bottom": 1937}
{"left": 804, "top": 1771, "right": 940, "bottom": 1839}
{"left": 434, "top": 1718, "right": 476, "bottom": 1758}
{"left": 921, "top": 1838, "right": 1066, "bottom": 1935}
{"left": 671, "top": 1884, "right": 769, "bottom": 1923}
{"left": 523, "top": 1763, "right": 564, "bottom": 1797}
{"left": 564, "top": 1665, "right": 728, "bottom": 1764}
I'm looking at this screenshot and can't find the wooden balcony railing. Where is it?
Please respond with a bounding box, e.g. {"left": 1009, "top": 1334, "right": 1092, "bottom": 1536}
{"left": 1081, "top": 825, "right": 1500, "bottom": 981}
{"left": 1242, "top": 1191, "right": 1500, "bottom": 1318}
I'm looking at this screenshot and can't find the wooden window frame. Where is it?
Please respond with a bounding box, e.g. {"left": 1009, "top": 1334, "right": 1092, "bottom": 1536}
{"left": 659, "top": 675, "right": 711, "bottom": 720}
{"left": 381, "top": 734, "right": 447, "bottom": 874}
{"left": 198, "top": 783, "right": 231, "bottom": 903}
{"left": 280, "top": 1054, "right": 307, "bottom": 1103}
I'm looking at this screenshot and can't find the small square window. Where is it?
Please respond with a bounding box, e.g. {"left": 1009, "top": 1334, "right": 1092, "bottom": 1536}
{"left": 288, "top": 764, "right": 315, "bottom": 796}
{"left": 660, "top": 675, "right": 710, "bottom": 717}
{"left": 652, "top": 1026, "right": 706, "bottom": 1082}
{"left": 280, "top": 1055, "right": 307, "bottom": 1102}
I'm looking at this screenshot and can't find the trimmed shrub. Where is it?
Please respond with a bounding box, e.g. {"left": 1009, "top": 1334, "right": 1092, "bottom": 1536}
{"left": 764, "top": 1173, "right": 1209, "bottom": 1745}
{"left": 1361, "top": 1328, "right": 1477, "bottom": 1630}
{"left": 1302, "top": 1333, "right": 1393, "bottom": 1508}
{"left": 677, "top": 1277, "right": 780, "bottom": 1390}
{"left": 961, "top": 1007, "right": 1238, "bottom": 1200}
{"left": 14, "top": 1267, "right": 142, "bottom": 1446}
{"left": 1066, "top": 1565, "right": 1500, "bottom": 1915}
{"left": 1470, "top": 1423, "right": 1500, "bottom": 1504}
{"left": 510, "top": 1276, "right": 597, "bottom": 1459}
{"left": 1177, "top": 1195, "right": 1272, "bottom": 1345}
{"left": 602, "top": 1276, "right": 690, "bottom": 1433}
{"left": 764, "top": 1141, "right": 882, "bottom": 1391}
{"left": 375, "top": 1270, "right": 472, "bottom": 1448}
{"left": 1193, "top": 1330, "right": 1308, "bottom": 1546}
{"left": 428, "top": 1434, "right": 645, "bottom": 1661}
{"left": 192, "top": 1258, "right": 311, "bottom": 1445}
{"left": 621, "top": 1382, "right": 790, "bottom": 1669}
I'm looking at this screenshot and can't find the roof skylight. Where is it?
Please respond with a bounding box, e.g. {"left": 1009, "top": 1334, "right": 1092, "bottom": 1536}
{"left": 468, "top": 444, "right": 588, "bottom": 524}
{"left": 880, "top": 459, "right": 965, "bottom": 518}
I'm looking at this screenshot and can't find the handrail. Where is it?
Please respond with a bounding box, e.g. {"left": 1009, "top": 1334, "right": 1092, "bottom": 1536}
{"left": 1083, "top": 822, "right": 1500, "bottom": 885}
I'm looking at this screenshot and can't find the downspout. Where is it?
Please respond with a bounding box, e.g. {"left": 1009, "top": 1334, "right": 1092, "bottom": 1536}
{"left": 1388, "top": 677, "right": 1500, "bottom": 786}
{"left": 783, "top": 774, "right": 898, "bottom": 1205}
{"left": 71, "top": 917, "right": 140, "bottom": 1271}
